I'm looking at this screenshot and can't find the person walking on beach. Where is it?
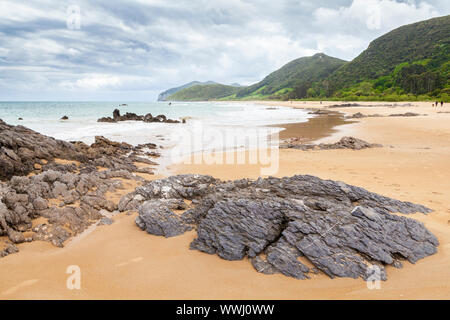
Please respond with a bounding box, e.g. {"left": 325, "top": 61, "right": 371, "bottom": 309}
{"left": 441, "top": 101, "right": 444, "bottom": 107}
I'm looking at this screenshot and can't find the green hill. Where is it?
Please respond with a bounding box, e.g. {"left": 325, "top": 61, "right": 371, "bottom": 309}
{"left": 161, "top": 15, "right": 450, "bottom": 102}
{"left": 158, "top": 81, "right": 217, "bottom": 101}
{"left": 235, "top": 53, "right": 347, "bottom": 100}
{"left": 323, "top": 15, "right": 450, "bottom": 100}
{"left": 166, "top": 83, "right": 240, "bottom": 101}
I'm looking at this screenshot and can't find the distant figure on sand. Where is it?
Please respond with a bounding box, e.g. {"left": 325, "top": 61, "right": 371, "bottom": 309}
{"left": 169, "top": 102, "right": 172, "bottom": 106}
{"left": 441, "top": 101, "right": 444, "bottom": 107}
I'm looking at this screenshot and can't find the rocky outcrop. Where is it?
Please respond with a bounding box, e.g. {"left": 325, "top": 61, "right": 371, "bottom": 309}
{"left": 346, "top": 112, "right": 382, "bottom": 119}
{"left": 347, "top": 112, "right": 423, "bottom": 119}
{"left": 136, "top": 200, "right": 192, "bottom": 237}
{"left": 0, "top": 120, "right": 160, "bottom": 257}
{"left": 389, "top": 112, "right": 423, "bottom": 117}
{"left": 97, "top": 109, "right": 182, "bottom": 123}
{"left": 123, "top": 174, "right": 438, "bottom": 281}
{"left": 281, "top": 136, "right": 382, "bottom": 151}
{"left": 0, "top": 119, "right": 160, "bottom": 180}
{"left": 0, "top": 168, "right": 143, "bottom": 252}
{"left": 328, "top": 103, "right": 413, "bottom": 108}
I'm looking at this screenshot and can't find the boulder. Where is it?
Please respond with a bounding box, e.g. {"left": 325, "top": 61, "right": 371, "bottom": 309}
{"left": 136, "top": 200, "right": 191, "bottom": 237}
{"left": 126, "top": 174, "right": 438, "bottom": 281}
{"left": 282, "top": 136, "right": 382, "bottom": 151}
{"left": 97, "top": 110, "right": 180, "bottom": 124}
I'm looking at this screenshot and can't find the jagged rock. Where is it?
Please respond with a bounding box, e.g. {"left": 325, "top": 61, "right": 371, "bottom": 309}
{"left": 32, "top": 197, "right": 48, "bottom": 211}
{"left": 113, "top": 108, "right": 121, "bottom": 120}
{"left": 0, "top": 119, "right": 76, "bottom": 180}
{"left": 97, "top": 109, "right": 181, "bottom": 124}
{"left": 0, "top": 241, "right": 18, "bottom": 257}
{"left": 0, "top": 119, "right": 162, "bottom": 258}
{"left": 32, "top": 223, "right": 70, "bottom": 247}
{"left": 97, "top": 116, "right": 115, "bottom": 123}
{"left": 328, "top": 103, "right": 363, "bottom": 108}
{"left": 136, "top": 200, "right": 192, "bottom": 237}
{"left": 0, "top": 166, "right": 142, "bottom": 255}
{"left": 125, "top": 174, "right": 438, "bottom": 281}
{"left": 329, "top": 103, "right": 413, "bottom": 108}
{"left": 99, "top": 217, "right": 114, "bottom": 225}
{"left": 282, "top": 136, "right": 382, "bottom": 151}
{"left": 389, "top": 112, "right": 421, "bottom": 117}
{"left": 348, "top": 112, "right": 365, "bottom": 118}
{"left": 346, "top": 112, "right": 383, "bottom": 119}
{"left": 347, "top": 112, "right": 423, "bottom": 119}
{"left": 7, "top": 227, "right": 26, "bottom": 244}
{"left": 308, "top": 109, "right": 329, "bottom": 115}
{"left": 0, "top": 120, "right": 159, "bottom": 180}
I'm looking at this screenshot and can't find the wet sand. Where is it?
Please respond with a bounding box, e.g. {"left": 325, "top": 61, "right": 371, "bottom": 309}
{"left": 274, "top": 111, "right": 351, "bottom": 141}
{"left": 1, "top": 101, "right": 449, "bottom": 299}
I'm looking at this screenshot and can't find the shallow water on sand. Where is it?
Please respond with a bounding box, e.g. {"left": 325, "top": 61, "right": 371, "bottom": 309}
{"left": 0, "top": 101, "right": 312, "bottom": 173}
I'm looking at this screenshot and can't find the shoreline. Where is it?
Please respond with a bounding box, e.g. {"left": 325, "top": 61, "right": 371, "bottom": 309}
{"left": 273, "top": 110, "right": 351, "bottom": 142}
{"left": 172, "top": 100, "right": 450, "bottom": 299}
{"left": 0, "top": 101, "right": 449, "bottom": 299}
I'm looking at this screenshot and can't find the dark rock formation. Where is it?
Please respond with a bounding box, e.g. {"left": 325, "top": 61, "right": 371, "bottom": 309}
{"left": 346, "top": 112, "right": 382, "bottom": 119}
{"left": 123, "top": 174, "right": 438, "bottom": 281}
{"left": 0, "top": 119, "right": 161, "bottom": 257}
{"left": 97, "top": 109, "right": 181, "bottom": 123}
{"left": 0, "top": 119, "right": 78, "bottom": 180}
{"left": 347, "top": 112, "right": 423, "bottom": 119}
{"left": 60, "top": 115, "right": 69, "bottom": 120}
{"left": 136, "top": 200, "right": 192, "bottom": 237}
{"left": 281, "top": 136, "right": 382, "bottom": 151}
{"left": 389, "top": 112, "right": 422, "bottom": 117}
{"left": 0, "top": 119, "right": 159, "bottom": 180}
{"left": 307, "top": 109, "right": 330, "bottom": 115}
{"left": 328, "top": 103, "right": 413, "bottom": 108}
{"left": 0, "top": 240, "right": 18, "bottom": 257}
{"left": 99, "top": 217, "right": 114, "bottom": 225}
{"left": 328, "top": 103, "right": 363, "bottom": 108}
{"left": 0, "top": 168, "right": 144, "bottom": 253}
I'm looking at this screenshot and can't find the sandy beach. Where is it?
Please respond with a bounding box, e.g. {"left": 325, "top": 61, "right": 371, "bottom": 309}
{"left": 1, "top": 101, "right": 449, "bottom": 299}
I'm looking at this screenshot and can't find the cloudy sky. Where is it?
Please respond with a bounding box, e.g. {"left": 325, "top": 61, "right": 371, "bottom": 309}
{"left": 0, "top": 0, "right": 448, "bottom": 101}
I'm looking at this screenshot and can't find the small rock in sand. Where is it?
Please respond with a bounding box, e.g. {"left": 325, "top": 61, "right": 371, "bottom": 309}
{"left": 99, "top": 217, "right": 114, "bottom": 225}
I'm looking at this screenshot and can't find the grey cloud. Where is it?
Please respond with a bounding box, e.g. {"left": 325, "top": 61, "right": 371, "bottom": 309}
{"left": 0, "top": 0, "right": 448, "bottom": 100}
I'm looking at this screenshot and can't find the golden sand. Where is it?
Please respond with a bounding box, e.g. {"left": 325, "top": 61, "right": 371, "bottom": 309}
{"left": 0, "top": 101, "right": 449, "bottom": 299}
{"left": 54, "top": 159, "right": 81, "bottom": 166}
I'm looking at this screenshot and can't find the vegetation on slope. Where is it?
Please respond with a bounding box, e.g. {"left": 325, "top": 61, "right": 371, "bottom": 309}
{"left": 158, "top": 81, "right": 217, "bottom": 101}
{"left": 162, "top": 15, "right": 450, "bottom": 102}
{"left": 235, "top": 53, "right": 347, "bottom": 100}
{"left": 321, "top": 15, "right": 450, "bottom": 101}
{"left": 166, "top": 84, "right": 240, "bottom": 101}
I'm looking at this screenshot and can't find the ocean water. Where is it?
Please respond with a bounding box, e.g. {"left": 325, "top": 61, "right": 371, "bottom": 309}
{"left": 0, "top": 101, "right": 312, "bottom": 172}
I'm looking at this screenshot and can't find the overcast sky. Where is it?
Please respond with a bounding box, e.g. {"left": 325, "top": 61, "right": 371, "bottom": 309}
{"left": 0, "top": 0, "right": 448, "bottom": 101}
